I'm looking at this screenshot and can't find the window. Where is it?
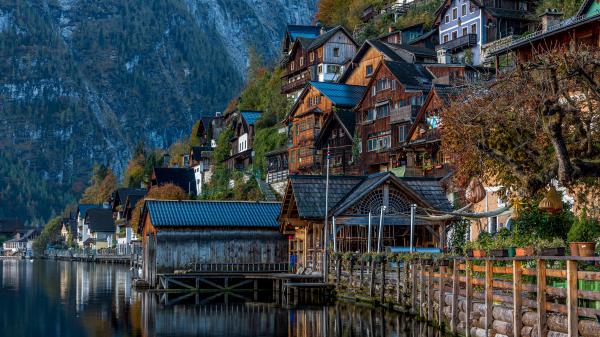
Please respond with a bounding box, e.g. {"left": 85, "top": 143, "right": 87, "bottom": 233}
{"left": 398, "top": 125, "right": 407, "bottom": 142}
{"left": 470, "top": 4, "right": 476, "bottom": 13}
{"left": 471, "top": 23, "right": 477, "bottom": 34}
{"left": 367, "top": 131, "right": 391, "bottom": 152}
{"left": 333, "top": 48, "right": 340, "bottom": 57}
{"left": 375, "top": 103, "right": 390, "bottom": 118}
{"left": 300, "top": 57, "right": 304, "bottom": 67}
{"left": 366, "top": 64, "right": 373, "bottom": 77}
{"left": 391, "top": 80, "right": 397, "bottom": 90}
{"left": 445, "top": 15, "right": 449, "bottom": 23}
{"left": 309, "top": 95, "right": 321, "bottom": 106}
{"left": 452, "top": 8, "right": 457, "bottom": 20}
{"left": 327, "top": 65, "right": 341, "bottom": 74}
{"left": 290, "top": 61, "right": 295, "bottom": 71}
{"left": 443, "top": 34, "right": 449, "bottom": 43}
{"left": 376, "top": 78, "right": 391, "bottom": 92}
{"left": 462, "top": 4, "right": 467, "bottom": 16}
{"left": 451, "top": 31, "right": 457, "bottom": 40}
{"left": 318, "top": 64, "right": 323, "bottom": 74}
{"left": 310, "top": 52, "right": 314, "bottom": 62}
{"left": 462, "top": 27, "right": 468, "bottom": 36}
{"left": 371, "top": 86, "right": 376, "bottom": 97}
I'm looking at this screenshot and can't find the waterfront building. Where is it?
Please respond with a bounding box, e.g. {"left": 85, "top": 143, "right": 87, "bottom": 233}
{"left": 279, "top": 172, "right": 452, "bottom": 273}
{"left": 76, "top": 204, "right": 104, "bottom": 247}
{"left": 139, "top": 200, "right": 287, "bottom": 286}
{"left": 281, "top": 25, "right": 359, "bottom": 100}
{"left": 265, "top": 148, "right": 289, "bottom": 185}
{"left": 60, "top": 217, "right": 77, "bottom": 244}
{"left": 2, "top": 229, "right": 39, "bottom": 256}
{"left": 433, "top": 0, "right": 536, "bottom": 66}
{"left": 110, "top": 188, "right": 146, "bottom": 254}
{"left": 84, "top": 208, "right": 116, "bottom": 250}
{"left": 224, "top": 110, "right": 262, "bottom": 171}
{"left": 190, "top": 146, "right": 213, "bottom": 195}
{"left": 314, "top": 110, "right": 358, "bottom": 176}
{"left": 285, "top": 82, "right": 366, "bottom": 174}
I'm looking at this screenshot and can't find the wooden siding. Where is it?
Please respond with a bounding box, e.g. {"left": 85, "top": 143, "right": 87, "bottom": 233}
{"left": 322, "top": 31, "right": 357, "bottom": 64}
{"left": 153, "top": 230, "right": 288, "bottom": 274}
{"left": 344, "top": 47, "right": 386, "bottom": 86}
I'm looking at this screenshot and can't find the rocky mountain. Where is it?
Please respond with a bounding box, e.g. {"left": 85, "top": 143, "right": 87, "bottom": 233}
{"left": 0, "top": 0, "right": 317, "bottom": 225}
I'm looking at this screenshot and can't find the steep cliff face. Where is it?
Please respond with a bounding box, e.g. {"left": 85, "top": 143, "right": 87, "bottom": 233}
{"left": 0, "top": 0, "right": 317, "bottom": 224}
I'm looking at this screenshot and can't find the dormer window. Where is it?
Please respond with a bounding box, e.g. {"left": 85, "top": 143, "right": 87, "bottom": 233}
{"left": 445, "top": 15, "right": 449, "bottom": 23}
{"left": 366, "top": 65, "right": 373, "bottom": 77}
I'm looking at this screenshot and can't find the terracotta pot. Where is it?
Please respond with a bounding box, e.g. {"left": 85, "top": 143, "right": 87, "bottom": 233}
{"left": 515, "top": 247, "right": 534, "bottom": 257}
{"left": 472, "top": 249, "right": 486, "bottom": 258}
{"left": 570, "top": 242, "right": 596, "bottom": 257}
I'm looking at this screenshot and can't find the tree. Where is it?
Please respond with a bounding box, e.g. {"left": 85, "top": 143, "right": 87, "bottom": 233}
{"left": 33, "top": 216, "right": 62, "bottom": 256}
{"left": 130, "top": 183, "right": 189, "bottom": 233}
{"left": 442, "top": 45, "right": 600, "bottom": 199}
{"left": 80, "top": 164, "right": 118, "bottom": 204}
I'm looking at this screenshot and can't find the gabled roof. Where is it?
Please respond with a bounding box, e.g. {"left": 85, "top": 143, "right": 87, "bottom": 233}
{"left": 145, "top": 200, "right": 281, "bottom": 228}
{"left": 77, "top": 204, "right": 103, "bottom": 219}
{"left": 85, "top": 208, "right": 115, "bottom": 233}
{"left": 315, "top": 111, "right": 356, "bottom": 147}
{"left": 577, "top": 0, "right": 600, "bottom": 16}
{"left": 152, "top": 167, "right": 197, "bottom": 195}
{"left": 384, "top": 60, "right": 434, "bottom": 90}
{"left": 307, "top": 26, "right": 358, "bottom": 51}
{"left": 405, "top": 84, "right": 460, "bottom": 142}
{"left": 283, "top": 172, "right": 452, "bottom": 220}
{"left": 113, "top": 188, "right": 146, "bottom": 209}
{"left": 391, "top": 44, "right": 436, "bottom": 58}
{"left": 407, "top": 29, "right": 437, "bottom": 45}
{"left": 240, "top": 111, "right": 262, "bottom": 126}
{"left": 310, "top": 82, "right": 366, "bottom": 107}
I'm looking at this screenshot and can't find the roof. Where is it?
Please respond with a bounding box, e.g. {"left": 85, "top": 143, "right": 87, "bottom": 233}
{"left": 85, "top": 208, "right": 115, "bottom": 233}
{"left": 77, "top": 204, "right": 103, "bottom": 219}
{"left": 145, "top": 200, "right": 281, "bottom": 228}
{"left": 286, "top": 24, "right": 321, "bottom": 40}
{"left": 391, "top": 44, "right": 436, "bottom": 58}
{"left": 191, "top": 146, "right": 213, "bottom": 161}
{"left": 265, "top": 147, "right": 289, "bottom": 157}
{"left": 240, "top": 111, "right": 262, "bottom": 126}
{"left": 113, "top": 188, "right": 146, "bottom": 208}
{"left": 315, "top": 111, "right": 356, "bottom": 147}
{"left": 406, "top": 84, "right": 461, "bottom": 141}
{"left": 578, "top": 0, "right": 600, "bottom": 16}
{"left": 152, "top": 167, "right": 197, "bottom": 195}
{"left": 384, "top": 60, "right": 434, "bottom": 90}
{"left": 486, "top": 8, "right": 534, "bottom": 21}
{"left": 309, "top": 82, "right": 366, "bottom": 107}
{"left": 286, "top": 172, "right": 452, "bottom": 219}
{"left": 407, "top": 29, "right": 437, "bottom": 45}
{"left": 307, "top": 26, "right": 357, "bottom": 50}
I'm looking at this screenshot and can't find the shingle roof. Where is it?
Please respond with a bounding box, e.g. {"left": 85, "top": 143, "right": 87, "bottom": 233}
{"left": 287, "top": 25, "right": 321, "bottom": 40}
{"left": 77, "top": 204, "right": 103, "bottom": 219}
{"left": 367, "top": 39, "right": 407, "bottom": 62}
{"left": 145, "top": 200, "right": 281, "bottom": 228}
{"left": 113, "top": 188, "right": 146, "bottom": 208}
{"left": 407, "top": 29, "right": 437, "bottom": 45}
{"left": 384, "top": 61, "right": 434, "bottom": 90}
{"left": 241, "top": 111, "right": 262, "bottom": 126}
{"left": 402, "top": 177, "right": 452, "bottom": 211}
{"left": 315, "top": 110, "right": 356, "bottom": 147}
{"left": 153, "top": 167, "right": 197, "bottom": 195}
{"left": 289, "top": 175, "right": 364, "bottom": 219}
{"left": 86, "top": 208, "right": 115, "bottom": 233}
{"left": 307, "top": 26, "right": 357, "bottom": 50}
{"left": 391, "top": 44, "right": 436, "bottom": 58}
{"left": 310, "top": 82, "right": 366, "bottom": 107}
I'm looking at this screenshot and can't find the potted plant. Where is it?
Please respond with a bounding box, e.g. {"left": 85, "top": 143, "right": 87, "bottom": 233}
{"left": 536, "top": 238, "right": 566, "bottom": 257}
{"left": 463, "top": 241, "right": 475, "bottom": 257}
{"left": 567, "top": 213, "right": 599, "bottom": 257}
{"left": 489, "top": 237, "right": 510, "bottom": 257}
{"left": 513, "top": 236, "right": 534, "bottom": 257}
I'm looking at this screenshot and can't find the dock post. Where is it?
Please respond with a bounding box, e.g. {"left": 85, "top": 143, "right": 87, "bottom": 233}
{"left": 419, "top": 262, "right": 425, "bottom": 318}
{"left": 396, "top": 261, "right": 401, "bottom": 303}
{"left": 380, "top": 258, "right": 386, "bottom": 304}
{"left": 438, "top": 265, "right": 445, "bottom": 327}
{"left": 369, "top": 260, "right": 376, "bottom": 298}
{"left": 566, "top": 260, "right": 578, "bottom": 337}
{"left": 411, "top": 261, "right": 417, "bottom": 314}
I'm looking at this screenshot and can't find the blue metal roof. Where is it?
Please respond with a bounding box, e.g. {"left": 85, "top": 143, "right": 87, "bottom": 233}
{"left": 310, "top": 82, "right": 366, "bottom": 107}
{"left": 241, "top": 111, "right": 262, "bottom": 126}
{"left": 146, "top": 200, "right": 281, "bottom": 228}
{"left": 287, "top": 25, "right": 320, "bottom": 40}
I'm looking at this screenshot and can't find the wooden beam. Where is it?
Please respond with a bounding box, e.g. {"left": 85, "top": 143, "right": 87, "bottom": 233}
{"left": 451, "top": 259, "right": 459, "bottom": 333}
{"left": 485, "top": 260, "right": 493, "bottom": 337}
{"left": 537, "top": 259, "right": 547, "bottom": 337}
{"left": 465, "top": 261, "right": 473, "bottom": 337}
{"left": 428, "top": 265, "right": 433, "bottom": 322}
{"left": 566, "top": 260, "right": 579, "bottom": 337}
{"left": 438, "top": 266, "right": 445, "bottom": 327}
{"left": 513, "top": 260, "right": 523, "bottom": 337}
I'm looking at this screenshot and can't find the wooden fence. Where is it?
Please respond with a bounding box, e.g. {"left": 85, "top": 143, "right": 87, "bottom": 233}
{"left": 329, "top": 256, "right": 600, "bottom": 337}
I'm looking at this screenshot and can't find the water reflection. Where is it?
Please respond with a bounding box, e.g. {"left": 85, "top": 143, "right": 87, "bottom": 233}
{"left": 0, "top": 260, "right": 448, "bottom": 337}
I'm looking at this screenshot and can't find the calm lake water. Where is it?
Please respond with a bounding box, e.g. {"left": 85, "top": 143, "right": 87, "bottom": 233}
{"left": 0, "top": 260, "right": 448, "bottom": 337}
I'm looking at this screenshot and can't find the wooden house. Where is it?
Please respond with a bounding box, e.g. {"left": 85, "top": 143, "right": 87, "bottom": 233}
{"left": 279, "top": 172, "right": 452, "bottom": 272}
{"left": 354, "top": 60, "right": 433, "bottom": 174}
{"left": 400, "top": 85, "right": 459, "bottom": 178}
{"left": 265, "top": 148, "right": 289, "bottom": 184}
{"left": 339, "top": 39, "right": 436, "bottom": 86}
{"left": 140, "top": 200, "right": 287, "bottom": 286}
{"left": 488, "top": 1, "right": 600, "bottom": 70}
{"left": 281, "top": 26, "right": 358, "bottom": 99}
{"left": 285, "top": 81, "right": 366, "bottom": 174}
{"left": 189, "top": 146, "right": 213, "bottom": 195}
{"left": 224, "top": 111, "right": 262, "bottom": 171}
{"left": 378, "top": 23, "right": 425, "bottom": 45}
{"left": 314, "top": 111, "right": 358, "bottom": 175}
{"left": 282, "top": 24, "right": 321, "bottom": 55}
{"left": 84, "top": 208, "right": 115, "bottom": 250}
{"left": 433, "top": 0, "right": 537, "bottom": 65}
{"left": 76, "top": 204, "right": 104, "bottom": 247}
{"left": 150, "top": 167, "right": 197, "bottom": 196}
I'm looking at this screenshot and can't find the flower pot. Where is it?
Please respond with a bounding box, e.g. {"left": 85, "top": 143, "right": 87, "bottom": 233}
{"left": 489, "top": 249, "right": 509, "bottom": 257}
{"left": 515, "top": 247, "right": 534, "bottom": 257}
{"left": 539, "top": 247, "right": 566, "bottom": 257}
{"left": 569, "top": 242, "right": 596, "bottom": 257}
{"left": 472, "top": 249, "right": 486, "bottom": 258}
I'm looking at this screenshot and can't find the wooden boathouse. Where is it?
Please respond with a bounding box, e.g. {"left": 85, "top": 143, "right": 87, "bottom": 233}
{"left": 140, "top": 200, "right": 288, "bottom": 287}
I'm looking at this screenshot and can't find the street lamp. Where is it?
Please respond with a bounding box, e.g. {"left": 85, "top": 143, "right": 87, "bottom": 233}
{"left": 377, "top": 206, "right": 387, "bottom": 253}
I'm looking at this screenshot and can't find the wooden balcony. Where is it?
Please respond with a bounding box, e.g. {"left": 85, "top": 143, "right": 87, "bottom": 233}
{"left": 390, "top": 105, "right": 420, "bottom": 124}
{"left": 403, "top": 164, "right": 452, "bottom": 178}
{"left": 281, "top": 69, "right": 311, "bottom": 94}
{"left": 436, "top": 34, "right": 478, "bottom": 52}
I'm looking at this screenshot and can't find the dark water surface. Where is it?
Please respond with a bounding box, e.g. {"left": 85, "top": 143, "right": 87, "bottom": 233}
{"left": 0, "top": 260, "right": 448, "bottom": 337}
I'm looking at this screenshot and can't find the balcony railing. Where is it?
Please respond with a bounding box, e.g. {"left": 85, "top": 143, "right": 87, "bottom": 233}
{"left": 266, "top": 170, "right": 288, "bottom": 184}
{"left": 436, "top": 34, "right": 477, "bottom": 52}
{"left": 390, "top": 105, "right": 420, "bottom": 123}
{"left": 281, "top": 76, "right": 310, "bottom": 94}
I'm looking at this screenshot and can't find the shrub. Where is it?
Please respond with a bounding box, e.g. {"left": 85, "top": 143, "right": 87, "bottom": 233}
{"left": 567, "top": 212, "right": 600, "bottom": 242}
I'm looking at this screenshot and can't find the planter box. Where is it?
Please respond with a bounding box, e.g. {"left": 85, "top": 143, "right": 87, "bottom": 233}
{"left": 489, "top": 249, "right": 509, "bottom": 257}
{"left": 473, "top": 249, "right": 486, "bottom": 258}
{"left": 538, "top": 247, "right": 566, "bottom": 256}
{"left": 569, "top": 242, "right": 596, "bottom": 257}
{"left": 515, "top": 247, "right": 534, "bottom": 257}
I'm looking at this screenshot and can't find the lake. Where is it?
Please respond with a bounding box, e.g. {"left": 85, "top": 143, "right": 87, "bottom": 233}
{"left": 0, "top": 259, "right": 448, "bottom": 337}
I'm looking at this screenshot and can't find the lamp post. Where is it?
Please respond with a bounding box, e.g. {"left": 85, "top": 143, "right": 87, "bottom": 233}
{"left": 410, "top": 204, "right": 416, "bottom": 253}
{"left": 322, "top": 146, "right": 330, "bottom": 283}
{"left": 377, "top": 206, "right": 387, "bottom": 253}
{"left": 367, "top": 212, "right": 372, "bottom": 253}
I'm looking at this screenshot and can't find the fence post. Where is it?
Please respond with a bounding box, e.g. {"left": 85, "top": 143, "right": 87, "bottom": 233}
{"left": 419, "top": 262, "right": 425, "bottom": 318}
{"left": 411, "top": 261, "right": 417, "bottom": 314}
{"left": 427, "top": 265, "right": 433, "bottom": 322}
{"left": 396, "top": 260, "right": 401, "bottom": 303}
{"left": 380, "top": 259, "right": 386, "bottom": 303}
{"left": 513, "top": 260, "right": 522, "bottom": 337}
{"left": 566, "top": 260, "right": 578, "bottom": 337}
{"left": 451, "top": 259, "right": 459, "bottom": 333}
{"left": 370, "top": 260, "right": 376, "bottom": 298}
{"left": 438, "top": 265, "right": 445, "bottom": 327}
{"left": 360, "top": 259, "right": 365, "bottom": 289}
{"left": 336, "top": 257, "right": 342, "bottom": 286}
{"left": 349, "top": 258, "right": 355, "bottom": 288}
{"left": 485, "top": 260, "right": 493, "bottom": 337}
{"left": 465, "top": 260, "right": 473, "bottom": 337}
{"left": 537, "top": 259, "right": 547, "bottom": 337}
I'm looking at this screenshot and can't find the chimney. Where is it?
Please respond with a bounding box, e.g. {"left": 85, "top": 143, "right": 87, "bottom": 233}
{"left": 437, "top": 49, "right": 450, "bottom": 64}
{"left": 540, "top": 8, "right": 563, "bottom": 32}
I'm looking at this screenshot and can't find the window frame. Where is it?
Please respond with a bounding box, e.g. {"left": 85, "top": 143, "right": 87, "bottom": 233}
{"left": 452, "top": 7, "right": 457, "bottom": 20}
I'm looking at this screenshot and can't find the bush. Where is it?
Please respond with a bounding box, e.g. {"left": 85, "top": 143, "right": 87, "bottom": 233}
{"left": 567, "top": 211, "right": 600, "bottom": 242}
